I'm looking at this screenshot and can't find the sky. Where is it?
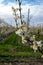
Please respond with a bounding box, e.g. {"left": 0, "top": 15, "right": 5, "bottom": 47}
{"left": 0, "top": 0, "right": 43, "bottom": 26}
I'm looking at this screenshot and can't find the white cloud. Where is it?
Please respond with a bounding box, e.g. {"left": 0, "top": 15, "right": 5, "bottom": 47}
{"left": 30, "top": 5, "right": 43, "bottom": 25}
{"left": 0, "top": 2, "right": 43, "bottom": 26}
{"left": 0, "top": 0, "right": 4, "bottom": 3}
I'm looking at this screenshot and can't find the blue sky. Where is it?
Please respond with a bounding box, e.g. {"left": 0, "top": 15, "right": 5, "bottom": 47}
{"left": 2, "top": 0, "right": 43, "bottom": 5}
{"left": 0, "top": 0, "right": 43, "bottom": 26}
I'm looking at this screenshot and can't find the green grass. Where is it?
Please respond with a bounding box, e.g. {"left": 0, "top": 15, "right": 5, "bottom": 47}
{"left": 0, "top": 45, "right": 33, "bottom": 52}
{"left": 0, "top": 52, "right": 42, "bottom": 58}
{"left": 0, "top": 44, "right": 41, "bottom": 59}
{"left": 0, "top": 33, "right": 33, "bottom": 52}
{"left": 0, "top": 33, "right": 22, "bottom": 45}
{"left": 0, "top": 33, "right": 42, "bottom": 59}
{"left": 35, "top": 36, "right": 43, "bottom": 41}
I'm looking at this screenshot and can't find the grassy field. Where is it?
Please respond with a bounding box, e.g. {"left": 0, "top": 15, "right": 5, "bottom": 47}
{"left": 0, "top": 33, "right": 42, "bottom": 59}
{"left": 35, "top": 36, "right": 43, "bottom": 41}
